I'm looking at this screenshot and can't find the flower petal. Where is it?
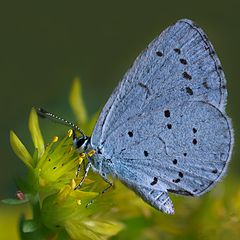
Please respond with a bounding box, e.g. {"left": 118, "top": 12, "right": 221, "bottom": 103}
{"left": 71, "top": 190, "right": 98, "bottom": 200}
{"left": 83, "top": 110, "right": 100, "bottom": 136}
{"left": 9, "top": 130, "right": 33, "bottom": 168}
{"left": 28, "top": 108, "right": 45, "bottom": 158}
{"left": 65, "top": 220, "right": 124, "bottom": 240}
{"left": 84, "top": 220, "right": 124, "bottom": 237}
{"left": 69, "top": 77, "right": 88, "bottom": 125}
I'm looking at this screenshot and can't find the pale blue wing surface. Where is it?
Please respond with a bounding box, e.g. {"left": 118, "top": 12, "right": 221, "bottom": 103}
{"left": 100, "top": 101, "right": 232, "bottom": 195}
{"left": 90, "top": 19, "right": 233, "bottom": 213}
{"left": 92, "top": 19, "right": 227, "bottom": 147}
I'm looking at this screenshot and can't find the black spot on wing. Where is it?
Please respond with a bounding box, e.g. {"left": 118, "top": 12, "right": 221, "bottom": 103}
{"left": 128, "top": 131, "right": 133, "bottom": 137}
{"left": 144, "top": 150, "right": 149, "bottom": 157}
{"left": 164, "top": 110, "right": 170, "bottom": 118}
{"left": 182, "top": 72, "right": 192, "bottom": 80}
{"left": 192, "top": 139, "right": 197, "bottom": 145}
{"left": 202, "top": 81, "right": 209, "bottom": 89}
{"left": 172, "top": 159, "right": 177, "bottom": 165}
{"left": 186, "top": 87, "right": 193, "bottom": 95}
{"left": 150, "top": 177, "right": 158, "bottom": 185}
{"left": 156, "top": 51, "right": 163, "bottom": 57}
{"left": 212, "top": 169, "right": 218, "bottom": 174}
{"left": 178, "top": 172, "right": 183, "bottom": 178}
{"left": 173, "top": 178, "right": 180, "bottom": 183}
{"left": 174, "top": 48, "right": 181, "bottom": 54}
{"left": 180, "top": 58, "right": 188, "bottom": 65}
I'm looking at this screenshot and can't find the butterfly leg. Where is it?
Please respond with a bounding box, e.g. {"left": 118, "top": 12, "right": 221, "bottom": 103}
{"left": 101, "top": 175, "right": 113, "bottom": 194}
{"left": 86, "top": 175, "right": 113, "bottom": 208}
{"left": 75, "top": 163, "right": 81, "bottom": 177}
{"left": 75, "top": 158, "right": 86, "bottom": 178}
{"left": 73, "top": 130, "right": 82, "bottom": 178}
{"left": 74, "top": 161, "right": 91, "bottom": 190}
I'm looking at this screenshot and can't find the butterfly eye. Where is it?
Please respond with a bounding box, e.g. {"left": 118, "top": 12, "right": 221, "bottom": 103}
{"left": 74, "top": 136, "right": 89, "bottom": 151}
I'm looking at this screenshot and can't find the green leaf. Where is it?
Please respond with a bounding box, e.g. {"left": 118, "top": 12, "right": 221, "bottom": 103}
{"left": 1, "top": 197, "right": 29, "bottom": 205}
{"left": 22, "top": 220, "right": 39, "bottom": 233}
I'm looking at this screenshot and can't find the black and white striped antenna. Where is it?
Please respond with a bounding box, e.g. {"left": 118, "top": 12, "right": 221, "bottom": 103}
{"left": 36, "top": 107, "right": 86, "bottom": 138}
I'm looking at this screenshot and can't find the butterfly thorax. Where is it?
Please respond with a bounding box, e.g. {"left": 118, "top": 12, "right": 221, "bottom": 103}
{"left": 91, "top": 152, "right": 113, "bottom": 176}
{"left": 74, "top": 135, "right": 115, "bottom": 178}
{"left": 89, "top": 145, "right": 116, "bottom": 179}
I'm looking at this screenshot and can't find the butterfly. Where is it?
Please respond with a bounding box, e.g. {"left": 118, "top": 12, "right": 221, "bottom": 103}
{"left": 38, "top": 19, "right": 233, "bottom": 214}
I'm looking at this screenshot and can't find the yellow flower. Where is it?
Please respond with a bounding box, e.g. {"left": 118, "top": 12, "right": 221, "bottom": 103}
{"left": 69, "top": 77, "right": 88, "bottom": 126}
{"left": 8, "top": 84, "right": 125, "bottom": 239}
{"left": 10, "top": 130, "right": 33, "bottom": 169}
{"left": 41, "top": 182, "right": 124, "bottom": 240}
{"left": 10, "top": 108, "right": 80, "bottom": 193}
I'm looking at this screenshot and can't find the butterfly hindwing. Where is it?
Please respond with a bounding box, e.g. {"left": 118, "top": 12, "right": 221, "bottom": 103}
{"left": 102, "top": 101, "right": 232, "bottom": 198}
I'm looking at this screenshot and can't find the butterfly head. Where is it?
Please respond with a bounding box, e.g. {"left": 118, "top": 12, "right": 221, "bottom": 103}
{"left": 36, "top": 107, "right": 90, "bottom": 152}
{"left": 73, "top": 131, "right": 90, "bottom": 152}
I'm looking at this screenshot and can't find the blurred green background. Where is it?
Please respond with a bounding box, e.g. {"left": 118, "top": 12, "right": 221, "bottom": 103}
{"left": 0, "top": 0, "right": 239, "bottom": 239}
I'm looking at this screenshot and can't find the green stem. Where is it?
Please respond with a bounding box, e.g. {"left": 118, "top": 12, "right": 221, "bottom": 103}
{"left": 31, "top": 193, "right": 41, "bottom": 221}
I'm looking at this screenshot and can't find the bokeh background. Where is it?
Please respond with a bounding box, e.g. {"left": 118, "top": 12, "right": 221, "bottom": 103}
{"left": 0, "top": 0, "right": 239, "bottom": 239}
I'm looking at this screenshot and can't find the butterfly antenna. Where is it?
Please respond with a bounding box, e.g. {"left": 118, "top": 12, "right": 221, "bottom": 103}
{"left": 36, "top": 107, "right": 86, "bottom": 137}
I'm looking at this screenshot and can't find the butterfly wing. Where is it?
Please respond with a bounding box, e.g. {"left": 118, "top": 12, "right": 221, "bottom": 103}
{"left": 90, "top": 19, "right": 233, "bottom": 213}
{"left": 100, "top": 101, "right": 232, "bottom": 194}
{"left": 92, "top": 19, "right": 228, "bottom": 147}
